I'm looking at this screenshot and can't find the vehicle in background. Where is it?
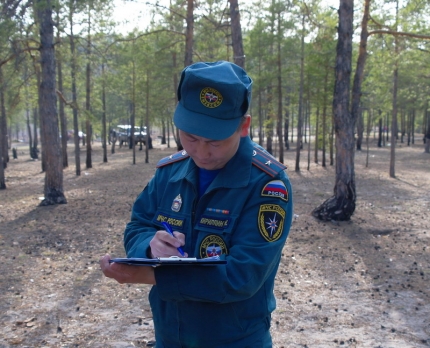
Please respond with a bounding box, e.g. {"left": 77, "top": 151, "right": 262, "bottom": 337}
{"left": 110, "top": 125, "right": 149, "bottom": 147}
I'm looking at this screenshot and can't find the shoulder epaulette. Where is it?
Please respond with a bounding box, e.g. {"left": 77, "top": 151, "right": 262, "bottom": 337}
{"left": 156, "top": 150, "right": 190, "bottom": 168}
{"left": 252, "top": 145, "right": 287, "bottom": 177}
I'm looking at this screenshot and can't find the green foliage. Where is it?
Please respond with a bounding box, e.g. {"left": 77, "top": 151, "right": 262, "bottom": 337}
{"left": 1, "top": 0, "right": 429, "bottom": 145}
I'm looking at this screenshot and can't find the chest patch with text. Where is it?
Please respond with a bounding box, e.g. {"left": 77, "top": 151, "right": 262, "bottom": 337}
{"left": 155, "top": 214, "right": 184, "bottom": 230}
{"left": 198, "top": 215, "right": 231, "bottom": 230}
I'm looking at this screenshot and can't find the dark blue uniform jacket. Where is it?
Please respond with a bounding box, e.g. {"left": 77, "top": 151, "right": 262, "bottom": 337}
{"left": 124, "top": 136, "right": 293, "bottom": 348}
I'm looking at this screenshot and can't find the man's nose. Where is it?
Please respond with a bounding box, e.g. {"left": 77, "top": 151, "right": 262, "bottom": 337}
{"left": 195, "top": 142, "right": 210, "bottom": 158}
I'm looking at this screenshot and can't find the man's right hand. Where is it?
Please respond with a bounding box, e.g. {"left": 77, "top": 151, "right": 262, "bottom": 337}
{"left": 149, "top": 229, "right": 187, "bottom": 258}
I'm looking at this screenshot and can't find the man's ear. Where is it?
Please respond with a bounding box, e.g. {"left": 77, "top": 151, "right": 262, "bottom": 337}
{"left": 240, "top": 115, "right": 251, "bottom": 136}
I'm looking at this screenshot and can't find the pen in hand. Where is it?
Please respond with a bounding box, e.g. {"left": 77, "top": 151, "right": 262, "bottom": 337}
{"left": 161, "top": 222, "right": 186, "bottom": 257}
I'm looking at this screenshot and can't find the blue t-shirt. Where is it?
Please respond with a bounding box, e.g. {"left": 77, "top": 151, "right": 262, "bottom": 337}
{"left": 198, "top": 168, "right": 221, "bottom": 198}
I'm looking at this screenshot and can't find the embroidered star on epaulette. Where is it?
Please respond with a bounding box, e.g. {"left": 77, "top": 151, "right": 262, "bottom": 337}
{"left": 265, "top": 160, "right": 272, "bottom": 166}
{"left": 169, "top": 155, "right": 173, "bottom": 159}
{"left": 253, "top": 150, "right": 257, "bottom": 156}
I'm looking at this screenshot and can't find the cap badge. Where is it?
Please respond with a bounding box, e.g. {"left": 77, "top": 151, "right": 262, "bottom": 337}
{"left": 171, "top": 194, "right": 182, "bottom": 212}
{"left": 200, "top": 87, "right": 223, "bottom": 108}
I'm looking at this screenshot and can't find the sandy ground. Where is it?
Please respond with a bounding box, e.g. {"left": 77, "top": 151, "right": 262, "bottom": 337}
{"left": 0, "top": 138, "right": 429, "bottom": 348}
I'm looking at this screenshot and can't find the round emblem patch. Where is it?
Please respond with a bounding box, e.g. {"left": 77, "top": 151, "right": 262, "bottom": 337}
{"left": 258, "top": 204, "right": 285, "bottom": 242}
{"left": 200, "top": 87, "right": 223, "bottom": 108}
{"left": 199, "top": 234, "right": 228, "bottom": 258}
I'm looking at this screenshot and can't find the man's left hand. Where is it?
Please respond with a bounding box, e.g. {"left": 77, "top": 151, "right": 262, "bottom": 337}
{"left": 99, "top": 254, "right": 156, "bottom": 284}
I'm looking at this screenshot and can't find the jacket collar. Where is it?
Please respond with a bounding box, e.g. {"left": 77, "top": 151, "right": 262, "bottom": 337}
{"left": 169, "top": 136, "right": 253, "bottom": 189}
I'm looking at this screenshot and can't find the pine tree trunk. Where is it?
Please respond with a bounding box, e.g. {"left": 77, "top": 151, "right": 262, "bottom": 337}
{"left": 171, "top": 51, "right": 182, "bottom": 151}
{"left": 356, "top": 108, "right": 363, "bottom": 151}
{"left": 295, "top": 15, "right": 305, "bottom": 172}
{"left": 312, "top": 0, "right": 356, "bottom": 221}
{"left": 32, "top": 107, "right": 39, "bottom": 159}
{"left": 37, "top": 0, "right": 67, "bottom": 205}
{"left": 0, "top": 72, "right": 6, "bottom": 187}
{"left": 26, "top": 106, "right": 33, "bottom": 159}
{"left": 258, "top": 71, "right": 263, "bottom": 147}
{"left": 329, "top": 120, "right": 334, "bottom": 166}
{"left": 69, "top": 3, "right": 80, "bottom": 176}
{"left": 276, "top": 11, "right": 283, "bottom": 163}
{"left": 130, "top": 49, "right": 136, "bottom": 165}
{"left": 85, "top": 8, "right": 92, "bottom": 169}
{"left": 378, "top": 117, "right": 383, "bottom": 147}
{"left": 229, "top": 0, "right": 245, "bottom": 68}
{"left": 0, "top": 67, "right": 9, "bottom": 169}
{"left": 37, "top": 64, "right": 46, "bottom": 173}
{"left": 0, "top": 134, "right": 5, "bottom": 188}
{"left": 284, "top": 117, "right": 289, "bottom": 150}
{"left": 390, "top": 0, "right": 399, "bottom": 177}
{"left": 58, "top": 58, "right": 68, "bottom": 168}
{"left": 145, "top": 70, "right": 150, "bottom": 163}
{"left": 365, "top": 109, "right": 372, "bottom": 167}
{"left": 400, "top": 108, "right": 405, "bottom": 143}
{"left": 314, "top": 106, "right": 319, "bottom": 163}
{"left": 425, "top": 110, "right": 430, "bottom": 153}
{"left": 56, "top": 9, "right": 68, "bottom": 168}
{"left": 351, "top": 0, "right": 370, "bottom": 153}
{"left": 101, "top": 64, "right": 108, "bottom": 163}
{"left": 322, "top": 68, "right": 329, "bottom": 168}
{"left": 184, "top": 0, "right": 193, "bottom": 67}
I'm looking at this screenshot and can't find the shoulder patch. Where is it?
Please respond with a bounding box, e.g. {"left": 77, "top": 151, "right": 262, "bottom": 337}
{"left": 261, "top": 180, "right": 289, "bottom": 202}
{"left": 156, "top": 150, "right": 190, "bottom": 168}
{"left": 252, "top": 146, "right": 287, "bottom": 177}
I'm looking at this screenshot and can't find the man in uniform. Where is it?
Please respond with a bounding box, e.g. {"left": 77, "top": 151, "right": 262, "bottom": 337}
{"left": 100, "top": 60, "right": 293, "bottom": 347}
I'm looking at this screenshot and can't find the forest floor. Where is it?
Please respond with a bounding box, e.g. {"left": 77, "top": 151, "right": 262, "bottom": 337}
{"left": 0, "top": 137, "right": 429, "bottom": 348}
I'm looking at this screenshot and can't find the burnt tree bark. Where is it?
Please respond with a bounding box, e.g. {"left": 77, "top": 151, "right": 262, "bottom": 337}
{"left": 312, "top": 0, "right": 356, "bottom": 221}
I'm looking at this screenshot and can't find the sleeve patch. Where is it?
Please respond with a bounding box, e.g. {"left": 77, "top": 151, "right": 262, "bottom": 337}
{"left": 258, "top": 204, "right": 285, "bottom": 242}
{"left": 261, "top": 180, "right": 289, "bottom": 202}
